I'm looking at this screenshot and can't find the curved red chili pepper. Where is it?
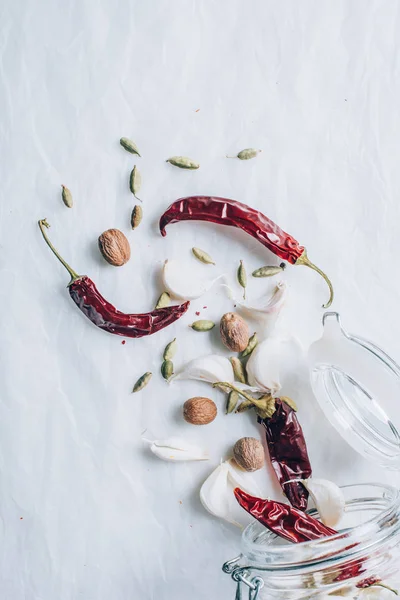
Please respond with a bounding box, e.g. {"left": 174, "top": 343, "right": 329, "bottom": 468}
{"left": 160, "top": 196, "right": 334, "bottom": 308}
{"left": 38, "top": 219, "right": 189, "bottom": 338}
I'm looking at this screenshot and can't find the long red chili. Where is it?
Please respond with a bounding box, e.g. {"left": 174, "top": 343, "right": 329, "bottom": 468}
{"left": 159, "top": 196, "right": 334, "bottom": 308}
{"left": 38, "top": 219, "right": 189, "bottom": 338}
{"left": 259, "top": 399, "right": 312, "bottom": 511}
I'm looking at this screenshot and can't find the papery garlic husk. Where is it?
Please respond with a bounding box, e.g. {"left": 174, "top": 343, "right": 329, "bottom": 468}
{"left": 301, "top": 478, "right": 345, "bottom": 528}
{"left": 246, "top": 335, "right": 304, "bottom": 394}
{"left": 356, "top": 587, "right": 399, "bottom": 599}
{"left": 200, "top": 459, "right": 262, "bottom": 528}
{"left": 149, "top": 437, "right": 209, "bottom": 461}
{"left": 163, "top": 259, "right": 225, "bottom": 300}
{"left": 171, "top": 354, "right": 235, "bottom": 384}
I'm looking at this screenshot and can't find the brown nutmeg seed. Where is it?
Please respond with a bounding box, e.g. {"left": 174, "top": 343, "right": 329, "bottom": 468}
{"left": 183, "top": 397, "right": 217, "bottom": 425}
{"left": 98, "top": 228, "right": 131, "bottom": 266}
{"left": 233, "top": 437, "right": 264, "bottom": 472}
{"left": 220, "top": 312, "right": 249, "bottom": 352}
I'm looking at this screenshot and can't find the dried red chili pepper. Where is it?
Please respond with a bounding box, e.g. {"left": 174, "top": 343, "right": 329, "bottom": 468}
{"left": 259, "top": 398, "right": 312, "bottom": 511}
{"left": 38, "top": 219, "right": 189, "bottom": 337}
{"left": 159, "top": 196, "right": 334, "bottom": 308}
{"left": 234, "top": 488, "right": 336, "bottom": 543}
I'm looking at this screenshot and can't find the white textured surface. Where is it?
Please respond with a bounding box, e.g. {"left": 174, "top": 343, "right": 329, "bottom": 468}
{"left": 1, "top": 1, "right": 400, "bottom": 598}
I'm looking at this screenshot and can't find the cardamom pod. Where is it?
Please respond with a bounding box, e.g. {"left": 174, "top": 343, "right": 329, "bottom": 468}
{"left": 229, "top": 357, "right": 247, "bottom": 384}
{"left": 161, "top": 359, "right": 174, "bottom": 380}
{"left": 241, "top": 332, "right": 258, "bottom": 358}
{"left": 227, "top": 148, "right": 262, "bottom": 160}
{"left": 192, "top": 247, "right": 215, "bottom": 265}
{"left": 166, "top": 156, "right": 200, "bottom": 170}
{"left": 213, "top": 382, "right": 276, "bottom": 419}
{"left": 226, "top": 390, "right": 239, "bottom": 414}
{"left": 237, "top": 260, "right": 247, "bottom": 300}
{"left": 129, "top": 165, "right": 142, "bottom": 201}
{"left": 61, "top": 185, "right": 73, "bottom": 208}
{"left": 163, "top": 338, "right": 177, "bottom": 361}
{"left": 132, "top": 371, "right": 152, "bottom": 393}
{"left": 281, "top": 396, "right": 298, "bottom": 411}
{"left": 155, "top": 291, "right": 171, "bottom": 309}
{"left": 190, "top": 320, "right": 215, "bottom": 332}
{"left": 252, "top": 263, "right": 286, "bottom": 278}
{"left": 131, "top": 205, "right": 143, "bottom": 230}
{"left": 120, "top": 137, "right": 141, "bottom": 156}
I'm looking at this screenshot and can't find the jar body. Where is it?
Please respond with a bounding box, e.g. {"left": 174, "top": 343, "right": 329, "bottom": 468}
{"left": 224, "top": 484, "right": 400, "bottom": 600}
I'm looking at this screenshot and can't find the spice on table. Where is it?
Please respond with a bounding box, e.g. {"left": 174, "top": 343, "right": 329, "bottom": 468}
{"left": 233, "top": 438, "right": 264, "bottom": 472}
{"left": 192, "top": 247, "right": 215, "bottom": 265}
{"left": 213, "top": 382, "right": 276, "bottom": 419}
{"left": 132, "top": 372, "right": 152, "bottom": 393}
{"left": 220, "top": 313, "right": 249, "bottom": 352}
{"left": 131, "top": 205, "right": 143, "bottom": 230}
{"left": 163, "top": 338, "right": 177, "bottom": 361}
{"left": 159, "top": 196, "right": 334, "bottom": 308}
{"left": 161, "top": 359, "right": 174, "bottom": 380}
{"left": 129, "top": 165, "right": 142, "bottom": 201}
{"left": 183, "top": 397, "right": 217, "bottom": 425}
{"left": 252, "top": 263, "right": 286, "bottom": 278}
{"left": 227, "top": 148, "right": 262, "bottom": 160}
{"left": 229, "top": 357, "right": 247, "bottom": 384}
{"left": 38, "top": 219, "right": 189, "bottom": 338}
{"left": 98, "top": 229, "right": 131, "bottom": 266}
{"left": 166, "top": 156, "right": 200, "bottom": 170}
{"left": 237, "top": 260, "right": 247, "bottom": 299}
{"left": 226, "top": 390, "right": 239, "bottom": 414}
{"left": 241, "top": 332, "right": 258, "bottom": 358}
{"left": 120, "top": 137, "right": 141, "bottom": 156}
{"left": 190, "top": 320, "right": 215, "bottom": 332}
{"left": 61, "top": 184, "right": 73, "bottom": 208}
{"left": 171, "top": 354, "right": 234, "bottom": 385}
{"left": 234, "top": 488, "right": 337, "bottom": 542}
{"left": 163, "top": 258, "right": 224, "bottom": 300}
{"left": 155, "top": 291, "right": 171, "bottom": 309}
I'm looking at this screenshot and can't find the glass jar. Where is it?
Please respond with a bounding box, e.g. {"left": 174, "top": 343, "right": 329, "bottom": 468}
{"left": 223, "top": 313, "right": 400, "bottom": 599}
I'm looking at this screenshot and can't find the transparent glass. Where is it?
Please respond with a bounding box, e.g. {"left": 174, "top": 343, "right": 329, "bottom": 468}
{"left": 224, "top": 484, "right": 400, "bottom": 599}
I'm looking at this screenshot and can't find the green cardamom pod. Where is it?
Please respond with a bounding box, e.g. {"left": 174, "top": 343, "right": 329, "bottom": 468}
{"left": 229, "top": 357, "right": 247, "bottom": 384}
{"left": 131, "top": 205, "right": 143, "bottom": 230}
{"left": 252, "top": 263, "right": 286, "bottom": 278}
{"left": 241, "top": 332, "right": 258, "bottom": 358}
{"left": 237, "top": 260, "right": 247, "bottom": 300}
{"left": 120, "top": 137, "right": 141, "bottom": 156}
{"left": 227, "top": 148, "right": 262, "bottom": 160}
{"left": 226, "top": 390, "right": 239, "bottom": 414}
{"left": 163, "top": 338, "right": 177, "bottom": 361}
{"left": 190, "top": 320, "right": 215, "bottom": 332}
{"left": 192, "top": 247, "right": 215, "bottom": 265}
{"left": 61, "top": 185, "right": 73, "bottom": 208}
{"left": 132, "top": 371, "right": 152, "bottom": 393}
{"left": 161, "top": 359, "right": 174, "bottom": 380}
{"left": 155, "top": 291, "right": 171, "bottom": 309}
{"left": 166, "top": 156, "right": 200, "bottom": 170}
{"left": 129, "top": 165, "right": 142, "bottom": 201}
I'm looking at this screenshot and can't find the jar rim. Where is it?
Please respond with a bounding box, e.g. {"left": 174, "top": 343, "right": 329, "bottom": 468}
{"left": 241, "top": 483, "right": 400, "bottom": 571}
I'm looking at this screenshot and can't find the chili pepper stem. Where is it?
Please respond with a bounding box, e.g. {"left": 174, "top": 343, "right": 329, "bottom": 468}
{"left": 38, "top": 219, "right": 81, "bottom": 285}
{"left": 372, "top": 583, "right": 398, "bottom": 596}
{"left": 295, "top": 249, "right": 334, "bottom": 309}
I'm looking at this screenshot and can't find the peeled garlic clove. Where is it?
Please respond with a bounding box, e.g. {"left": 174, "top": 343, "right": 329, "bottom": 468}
{"left": 171, "top": 354, "right": 234, "bottom": 384}
{"left": 301, "top": 478, "right": 345, "bottom": 527}
{"left": 149, "top": 437, "right": 209, "bottom": 461}
{"left": 237, "top": 281, "right": 287, "bottom": 319}
{"left": 200, "top": 459, "right": 262, "bottom": 527}
{"left": 246, "top": 335, "right": 304, "bottom": 394}
{"left": 163, "top": 259, "right": 225, "bottom": 300}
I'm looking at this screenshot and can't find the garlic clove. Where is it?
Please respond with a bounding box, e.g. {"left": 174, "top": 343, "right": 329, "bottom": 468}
{"left": 163, "top": 259, "right": 225, "bottom": 300}
{"left": 149, "top": 437, "right": 209, "bottom": 461}
{"left": 224, "top": 280, "right": 287, "bottom": 323}
{"left": 171, "top": 354, "right": 235, "bottom": 384}
{"left": 199, "top": 459, "right": 262, "bottom": 528}
{"left": 301, "top": 478, "right": 345, "bottom": 528}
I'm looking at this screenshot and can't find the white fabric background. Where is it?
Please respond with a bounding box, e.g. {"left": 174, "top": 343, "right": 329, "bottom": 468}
{"left": 1, "top": 1, "right": 400, "bottom": 598}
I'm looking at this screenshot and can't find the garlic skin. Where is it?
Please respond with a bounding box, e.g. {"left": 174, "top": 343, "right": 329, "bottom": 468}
{"left": 230, "top": 281, "right": 287, "bottom": 326}
{"left": 163, "top": 259, "right": 225, "bottom": 300}
{"left": 246, "top": 335, "right": 303, "bottom": 395}
{"left": 356, "top": 587, "right": 398, "bottom": 599}
{"left": 149, "top": 437, "right": 209, "bottom": 461}
{"left": 301, "top": 478, "right": 345, "bottom": 527}
{"left": 171, "top": 354, "right": 234, "bottom": 384}
{"left": 200, "top": 459, "right": 262, "bottom": 528}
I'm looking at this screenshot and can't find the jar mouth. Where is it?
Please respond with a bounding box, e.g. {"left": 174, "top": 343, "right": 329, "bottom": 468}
{"left": 241, "top": 483, "right": 400, "bottom": 571}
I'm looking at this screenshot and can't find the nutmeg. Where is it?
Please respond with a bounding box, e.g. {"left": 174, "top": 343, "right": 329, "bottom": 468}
{"left": 233, "top": 437, "right": 264, "bottom": 472}
{"left": 98, "top": 229, "right": 131, "bottom": 266}
{"left": 220, "top": 312, "right": 249, "bottom": 352}
{"left": 183, "top": 397, "right": 217, "bottom": 425}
